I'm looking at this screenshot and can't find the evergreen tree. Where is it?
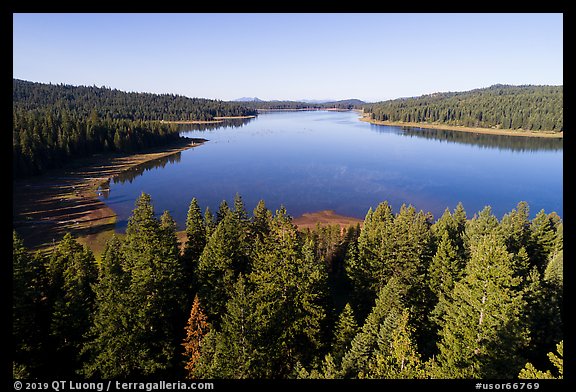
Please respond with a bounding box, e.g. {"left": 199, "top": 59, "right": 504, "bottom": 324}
{"left": 251, "top": 199, "right": 273, "bottom": 241}
{"left": 82, "top": 235, "right": 133, "bottom": 378}
{"left": 46, "top": 233, "right": 97, "bottom": 376}
{"left": 216, "top": 200, "right": 230, "bottom": 223}
{"left": 203, "top": 206, "right": 216, "bottom": 238}
{"left": 518, "top": 341, "right": 563, "bottom": 379}
{"left": 427, "top": 231, "right": 462, "bottom": 330}
{"left": 123, "top": 194, "right": 186, "bottom": 376}
{"left": 193, "top": 275, "right": 261, "bottom": 378}
{"left": 362, "top": 309, "right": 424, "bottom": 379}
{"left": 529, "top": 210, "right": 557, "bottom": 272}
{"left": 196, "top": 208, "right": 250, "bottom": 323}
{"left": 184, "top": 198, "right": 206, "bottom": 266}
{"left": 463, "top": 206, "right": 500, "bottom": 251}
{"left": 330, "top": 303, "right": 359, "bottom": 364}
{"left": 499, "top": 201, "right": 531, "bottom": 255}
{"left": 339, "top": 277, "right": 407, "bottom": 378}
{"left": 435, "top": 233, "right": 529, "bottom": 378}
{"left": 84, "top": 193, "right": 186, "bottom": 377}
{"left": 13, "top": 231, "right": 49, "bottom": 376}
{"left": 248, "top": 212, "right": 329, "bottom": 377}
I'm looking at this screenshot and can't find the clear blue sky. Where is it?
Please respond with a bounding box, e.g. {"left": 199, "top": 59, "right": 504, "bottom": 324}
{"left": 13, "top": 13, "right": 563, "bottom": 102}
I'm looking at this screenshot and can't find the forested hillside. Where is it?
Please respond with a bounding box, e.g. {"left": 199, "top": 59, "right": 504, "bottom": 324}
{"left": 13, "top": 195, "right": 563, "bottom": 380}
{"left": 362, "top": 85, "right": 563, "bottom": 132}
{"left": 244, "top": 98, "right": 365, "bottom": 110}
{"left": 12, "top": 79, "right": 257, "bottom": 177}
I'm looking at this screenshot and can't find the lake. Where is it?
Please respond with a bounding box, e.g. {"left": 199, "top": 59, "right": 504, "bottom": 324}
{"left": 99, "top": 110, "right": 563, "bottom": 230}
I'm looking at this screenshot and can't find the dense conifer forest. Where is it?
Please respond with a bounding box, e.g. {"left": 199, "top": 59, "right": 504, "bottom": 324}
{"left": 243, "top": 99, "right": 365, "bottom": 110}
{"left": 12, "top": 79, "right": 257, "bottom": 177}
{"left": 362, "top": 85, "right": 563, "bottom": 132}
{"left": 13, "top": 195, "right": 563, "bottom": 380}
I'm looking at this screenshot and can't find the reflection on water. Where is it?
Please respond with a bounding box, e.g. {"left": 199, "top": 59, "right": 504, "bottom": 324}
{"left": 100, "top": 111, "right": 562, "bottom": 231}
{"left": 99, "top": 153, "right": 183, "bottom": 200}
{"left": 177, "top": 117, "right": 254, "bottom": 132}
{"left": 370, "top": 124, "right": 563, "bottom": 152}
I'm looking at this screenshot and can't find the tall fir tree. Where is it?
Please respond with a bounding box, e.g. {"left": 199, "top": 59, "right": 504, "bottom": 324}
{"left": 183, "top": 198, "right": 206, "bottom": 267}
{"left": 82, "top": 235, "right": 133, "bottom": 378}
{"left": 362, "top": 309, "right": 424, "bottom": 379}
{"left": 435, "top": 233, "right": 529, "bottom": 378}
{"left": 339, "top": 277, "right": 407, "bottom": 378}
{"left": 330, "top": 303, "right": 359, "bottom": 364}
{"left": 196, "top": 207, "right": 250, "bottom": 323}
{"left": 248, "top": 212, "right": 329, "bottom": 377}
{"left": 13, "top": 231, "right": 49, "bottom": 377}
{"left": 123, "top": 194, "right": 186, "bottom": 376}
{"left": 46, "top": 233, "right": 97, "bottom": 376}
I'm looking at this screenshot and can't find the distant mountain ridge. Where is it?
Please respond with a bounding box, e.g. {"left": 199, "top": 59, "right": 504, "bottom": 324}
{"left": 234, "top": 97, "right": 263, "bottom": 102}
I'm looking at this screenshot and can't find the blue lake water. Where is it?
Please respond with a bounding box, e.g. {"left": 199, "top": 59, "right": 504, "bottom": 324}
{"left": 99, "top": 110, "right": 563, "bottom": 230}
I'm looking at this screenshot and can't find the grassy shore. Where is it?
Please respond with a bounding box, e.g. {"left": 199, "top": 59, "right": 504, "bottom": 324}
{"left": 359, "top": 116, "right": 563, "bottom": 138}
{"left": 13, "top": 138, "right": 206, "bottom": 257}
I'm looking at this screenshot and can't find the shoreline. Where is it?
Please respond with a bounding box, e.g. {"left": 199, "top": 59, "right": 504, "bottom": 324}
{"left": 292, "top": 210, "right": 363, "bottom": 230}
{"left": 13, "top": 137, "right": 206, "bottom": 255}
{"left": 359, "top": 116, "right": 563, "bottom": 138}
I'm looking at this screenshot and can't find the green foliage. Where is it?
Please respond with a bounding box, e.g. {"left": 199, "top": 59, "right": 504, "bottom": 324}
{"left": 81, "top": 235, "right": 132, "bottom": 378}
{"left": 339, "top": 277, "right": 407, "bottom": 378}
{"left": 13, "top": 231, "right": 49, "bottom": 375}
{"left": 183, "top": 198, "right": 207, "bottom": 290}
{"left": 246, "top": 211, "right": 329, "bottom": 377}
{"left": 519, "top": 341, "right": 563, "bottom": 379}
{"left": 12, "top": 78, "right": 257, "bottom": 177}
{"left": 13, "top": 197, "right": 563, "bottom": 379}
{"left": 363, "top": 84, "right": 563, "bottom": 132}
{"left": 330, "top": 303, "right": 359, "bottom": 364}
{"left": 435, "top": 233, "right": 530, "bottom": 378}
{"left": 82, "top": 193, "right": 186, "bottom": 377}
{"left": 361, "top": 309, "right": 425, "bottom": 379}
{"left": 196, "top": 209, "right": 250, "bottom": 323}
{"left": 46, "top": 233, "right": 98, "bottom": 376}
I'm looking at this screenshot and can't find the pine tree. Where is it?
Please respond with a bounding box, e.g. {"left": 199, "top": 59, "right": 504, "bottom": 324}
{"left": 427, "top": 231, "right": 462, "bottom": 329}
{"left": 13, "top": 231, "right": 48, "bottom": 376}
{"left": 499, "top": 201, "right": 531, "bottom": 255}
{"left": 196, "top": 208, "right": 250, "bottom": 323}
{"left": 529, "top": 210, "right": 557, "bottom": 273}
{"left": 339, "top": 277, "right": 407, "bottom": 378}
{"left": 345, "top": 203, "right": 394, "bottom": 314}
{"left": 362, "top": 309, "right": 424, "bottom": 379}
{"left": 463, "top": 205, "right": 500, "bottom": 251}
{"left": 247, "top": 213, "right": 329, "bottom": 377}
{"left": 544, "top": 249, "right": 563, "bottom": 288}
{"left": 85, "top": 193, "right": 186, "bottom": 377}
{"left": 46, "top": 233, "right": 97, "bottom": 376}
{"left": 82, "top": 235, "right": 133, "bottom": 378}
{"left": 193, "top": 275, "right": 261, "bottom": 378}
{"left": 203, "top": 206, "right": 216, "bottom": 237}
{"left": 182, "top": 295, "right": 210, "bottom": 378}
{"left": 216, "top": 199, "right": 230, "bottom": 223}
{"left": 123, "top": 195, "right": 186, "bottom": 376}
{"left": 330, "top": 303, "right": 359, "bottom": 364}
{"left": 184, "top": 198, "right": 206, "bottom": 265}
{"left": 519, "top": 341, "right": 563, "bottom": 379}
{"left": 435, "top": 233, "right": 529, "bottom": 378}
{"left": 251, "top": 199, "right": 273, "bottom": 241}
